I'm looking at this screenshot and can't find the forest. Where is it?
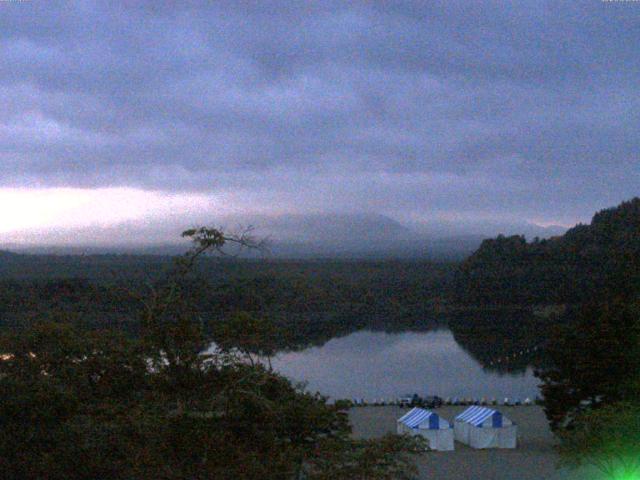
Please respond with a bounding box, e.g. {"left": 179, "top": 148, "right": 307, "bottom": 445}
{"left": 1, "top": 197, "right": 638, "bottom": 371}
{"left": 454, "top": 198, "right": 640, "bottom": 306}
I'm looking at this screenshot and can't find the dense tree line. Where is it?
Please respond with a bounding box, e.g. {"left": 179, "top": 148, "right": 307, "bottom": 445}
{"left": 0, "top": 241, "right": 564, "bottom": 372}
{"left": 0, "top": 259, "right": 454, "bottom": 351}
{"left": 0, "top": 264, "right": 542, "bottom": 372}
{"left": 533, "top": 295, "right": 640, "bottom": 478}
{"left": 446, "top": 197, "right": 640, "bottom": 475}
{"left": 501, "top": 200, "right": 640, "bottom": 477}
{"left": 537, "top": 297, "right": 640, "bottom": 430}
{"left": 454, "top": 198, "right": 640, "bottom": 306}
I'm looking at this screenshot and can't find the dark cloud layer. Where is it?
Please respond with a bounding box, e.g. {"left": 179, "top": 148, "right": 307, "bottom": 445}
{"left": 1, "top": 0, "right": 639, "bottom": 228}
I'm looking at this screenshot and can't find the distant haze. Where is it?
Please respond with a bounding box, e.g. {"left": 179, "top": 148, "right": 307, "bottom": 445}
{"left": 0, "top": 2, "right": 637, "bottom": 251}
{"left": 2, "top": 209, "right": 566, "bottom": 259}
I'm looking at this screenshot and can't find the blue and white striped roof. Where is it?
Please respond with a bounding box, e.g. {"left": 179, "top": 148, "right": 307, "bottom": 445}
{"left": 397, "top": 407, "right": 440, "bottom": 429}
{"left": 455, "top": 406, "right": 502, "bottom": 427}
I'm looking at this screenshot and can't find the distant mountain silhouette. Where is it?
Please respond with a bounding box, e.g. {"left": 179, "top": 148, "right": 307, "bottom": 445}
{"left": 2, "top": 212, "right": 567, "bottom": 259}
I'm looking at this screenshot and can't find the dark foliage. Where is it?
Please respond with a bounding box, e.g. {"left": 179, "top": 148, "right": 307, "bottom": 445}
{"left": 0, "top": 228, "right": 425, "bottom": 480}
{"left": 454, "top": 198, "right": 640, "bottom": 305}
{"left": 0, "top": 259, "right": 455, "bottom": 349}
{"left": 535, "top": 298, "right": 640, "bottom": 431}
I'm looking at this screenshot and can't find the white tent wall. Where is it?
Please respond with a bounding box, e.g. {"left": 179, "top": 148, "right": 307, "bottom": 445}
{"left": 454, "top": 407, "right": 517, "bottom": 449}
{"left": 467, "top": 424, "right": 517, "bottom": 449}
{"left": 403, "top": 426, "right": 454, "bottom": 451}
{"left": 396, "top": 408, "right": 455, "bottom": 451}
{"left": 453, "top": 420, "right": 471, "bottom": 445}
{"left": 426, "top": 428, "right": 454, "bottom": 451}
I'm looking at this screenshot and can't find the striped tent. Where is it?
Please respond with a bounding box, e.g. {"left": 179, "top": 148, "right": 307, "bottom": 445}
{"left": 454, "top": 406, "right": 517, "bottom": 449}
{"left": 397, "top": 408, "right": 454, "bottom": 451}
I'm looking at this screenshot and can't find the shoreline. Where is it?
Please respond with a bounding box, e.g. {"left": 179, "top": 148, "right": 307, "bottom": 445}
{"left": 349, "top": 405, "right": 599, "bottom": 480}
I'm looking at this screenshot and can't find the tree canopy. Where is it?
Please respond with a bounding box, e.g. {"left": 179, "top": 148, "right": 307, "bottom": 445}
{"left": 0, "top": 227, "right": 425, "bottom": 480}
{"left": 454, "top": 197, "right": 640, "bottom": 306}
{"left": 536, "top": 298, "right": 640, "bottom": 431}
{"left": 557, "top": 402, "right": 640, "bottom": 479}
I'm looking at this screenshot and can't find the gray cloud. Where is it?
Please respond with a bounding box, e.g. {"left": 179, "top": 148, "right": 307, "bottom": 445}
{"left": 1, "top": 0, "right": 639, "bottom": 231}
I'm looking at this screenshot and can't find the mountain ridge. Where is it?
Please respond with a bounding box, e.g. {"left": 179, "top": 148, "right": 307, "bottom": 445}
{"left": 1, "top": 212, "right": 566, "bottom": 259}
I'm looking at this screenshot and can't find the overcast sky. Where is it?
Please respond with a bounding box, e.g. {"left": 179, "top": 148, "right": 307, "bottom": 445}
{"left": 1, "top": 1, "right": 638, "bottom": 245}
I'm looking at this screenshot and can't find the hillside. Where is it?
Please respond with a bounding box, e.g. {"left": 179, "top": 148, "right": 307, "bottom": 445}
{"left": 453, "top": 198, "right": 640, "bottom": 306}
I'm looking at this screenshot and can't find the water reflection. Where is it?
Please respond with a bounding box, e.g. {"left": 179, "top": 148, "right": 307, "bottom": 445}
{"left": 271, "top": 329, "right": 540, "bottom": 400}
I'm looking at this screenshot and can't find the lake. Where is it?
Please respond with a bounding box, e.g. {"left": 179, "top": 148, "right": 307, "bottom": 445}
{"left": 270, "top": 328, "right": 541, "bottom": 401}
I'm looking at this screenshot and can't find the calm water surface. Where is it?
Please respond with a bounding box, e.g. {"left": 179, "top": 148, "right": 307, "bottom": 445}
{"left": 271, "top": 329, "right": 540, "bottom": 401}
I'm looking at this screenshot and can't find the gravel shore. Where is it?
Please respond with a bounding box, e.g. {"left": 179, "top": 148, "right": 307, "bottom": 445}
{"left": 349, "top": 405, "right": 600, "bottom": 480}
